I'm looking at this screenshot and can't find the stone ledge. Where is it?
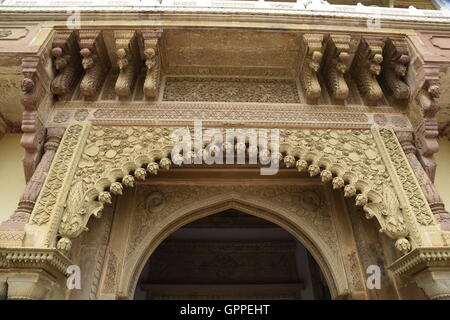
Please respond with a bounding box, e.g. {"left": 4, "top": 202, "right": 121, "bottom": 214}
{"left": 0, "top": 247, "right": 72, "bottom": 281}
{"left": 388, "top": 247, "right": 450, "bottom": 280}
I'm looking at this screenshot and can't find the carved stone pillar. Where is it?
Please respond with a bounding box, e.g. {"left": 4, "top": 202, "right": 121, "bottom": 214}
{"left": 396, "top": 131, "right": 450, "bottom": 230}
{"left": 0, "top": 128, "right": 65, "bottom": 246}
{"left": 414, "top": 78, "right": 440, "bottom": 181}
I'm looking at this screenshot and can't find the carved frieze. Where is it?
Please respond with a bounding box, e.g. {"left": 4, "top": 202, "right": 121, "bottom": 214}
{"left": 163, "top": 77, "right": 300, "bottom": 103}
{"left": 351, "top": 37, "right": 385, "bottom": 106}
{"left": 25, "top": 124, "right": 435, "bottom": 256}
{"left": 20, "top": 56, "right": 46, "bottom": 182}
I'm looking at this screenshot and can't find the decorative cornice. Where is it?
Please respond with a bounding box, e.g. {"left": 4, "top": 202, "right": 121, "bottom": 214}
{"left": 389, "top": 247, "right": 450, "bottom": 279}
{"left": 0, "top": 248, "right": 72, "bottom": 280}
{"left": 1, "top": 1, "right": 450, "bottom": 27}
{"left": 142, "top": 29, "right": 163, "bottom": 100}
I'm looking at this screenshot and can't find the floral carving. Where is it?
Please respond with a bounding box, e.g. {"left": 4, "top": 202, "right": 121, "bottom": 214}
{"left": 30, "top": 124, "right": 435, "bottom": 256}
{"left": 30, "top": 124, "right": 86, "bottom": 226}
{"left": 114, "top": 30, "right": 140, "bottom": 98}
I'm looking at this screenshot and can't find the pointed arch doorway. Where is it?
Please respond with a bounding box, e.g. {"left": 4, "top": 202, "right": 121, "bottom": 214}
{"left": 133, "top": 208, "right": 331, "bottom": 300}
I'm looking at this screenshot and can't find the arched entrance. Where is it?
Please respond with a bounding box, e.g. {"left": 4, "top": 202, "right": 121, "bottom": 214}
{"left": 108, "top": 181, "right": 352, "bottom": 300}
{"left": 134, "top": 209, "right": 331, "bottom": 300}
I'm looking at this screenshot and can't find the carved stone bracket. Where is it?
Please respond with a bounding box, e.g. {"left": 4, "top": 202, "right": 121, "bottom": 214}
{"left": 20, "top": 57, "right": 46, "bottom": 182}
{"left": 51, "top": 30, "right": 82, "bottom": 101}
{"left": 114, "top": 30, "right": 140, "bottom": 98}
{"left": 321, "top": 34, "right": 352, "bottom": 104}
{"left": 299, "top": 34, "right": 323, "bottom": 104}
{"left": 351, "top": 37, "right": 385, "bottom": 106}
{"left": 379, "top": 38, "right": 410, "bottom": 104}
{"left": 142, "top": 29, "right": 162, "bottom": 100}
{"left": 79, "top": 30, "right": 110, "bottom": 100}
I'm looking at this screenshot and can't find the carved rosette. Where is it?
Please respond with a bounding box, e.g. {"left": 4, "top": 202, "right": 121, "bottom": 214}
{"left": 322, "top": 35, "right": 352, "bottom": 104}
{"left": 142, "top": 29, "right": 162, "bottom": 100}
{"left": 114, "top": 30, "right": 140, "bottom": 98}
{"left": 351, "top": 37, "right": 384, "bottom": 106}
{"left": 379, "top": 38, "right": 410, "bottom": 103}
{"left": 300, "top": 34, "right": 323, "bottom": 104}
{"left": 32, "top": 125, "right": 436, "bottom": 256}
{"left": 79, "top": 30, "right": 110, "bottom": 100}
{"left": 51, "top": 30, "right": 82, "bottom": 100}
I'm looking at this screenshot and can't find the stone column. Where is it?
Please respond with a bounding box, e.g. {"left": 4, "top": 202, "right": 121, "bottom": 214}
{"left": 0, "top": 127, "right": 65, "bottom": 246}
{"left": 397, "top": 131, "right": 450, "bottom": 230}
{"left": 389, "top": 247, "right": 450, "bottom": 300}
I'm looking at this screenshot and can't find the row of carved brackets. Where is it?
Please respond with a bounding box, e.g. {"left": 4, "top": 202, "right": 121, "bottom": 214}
{"left": 299, "top": 34, "right": 411, "bottom": 106}
{"left": 50, "top": 29, "right": 163, "bottom": 101}
{"left": 51, "top": 29, "right": 410, "bottom": 107}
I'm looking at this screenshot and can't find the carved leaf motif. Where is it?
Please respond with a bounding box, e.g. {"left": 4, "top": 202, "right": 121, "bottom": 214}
{"left": 383, "top": 185, "right": 400, "bottom": 216}
{"left": 59, "top": 181, "right": 86, "bottom": 238}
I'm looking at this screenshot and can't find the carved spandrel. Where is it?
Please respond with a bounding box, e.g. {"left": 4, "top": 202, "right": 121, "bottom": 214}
{"left": 396, "top": 131, "right": 450, "bottom": 230}
{"left": 142, "top": 29, "right": 162, "bottom": 100}
{"left": 114, "top": 30, "right": 141, "bottom": 98}
{"left": 321, "top": 34, "right": 352, "bottom": 105}
{"left": 379, "top": 38, "right": 410, "bottom": 104}
{"left": 299, "top": 34, "right": 323, "bottom": 104}
{"left": 79, "top": 30, "right": 110, "bottom": 100}
{"left": 51, "top": 30, "right": 82, "bottom": 101}
{"left": 351, "top": 37, "right": 385, "bottom": 106}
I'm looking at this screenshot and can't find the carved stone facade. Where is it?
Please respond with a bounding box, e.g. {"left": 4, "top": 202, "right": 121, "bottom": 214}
{"left": 0, "top": 1, "right": 450, "bottom": 300}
